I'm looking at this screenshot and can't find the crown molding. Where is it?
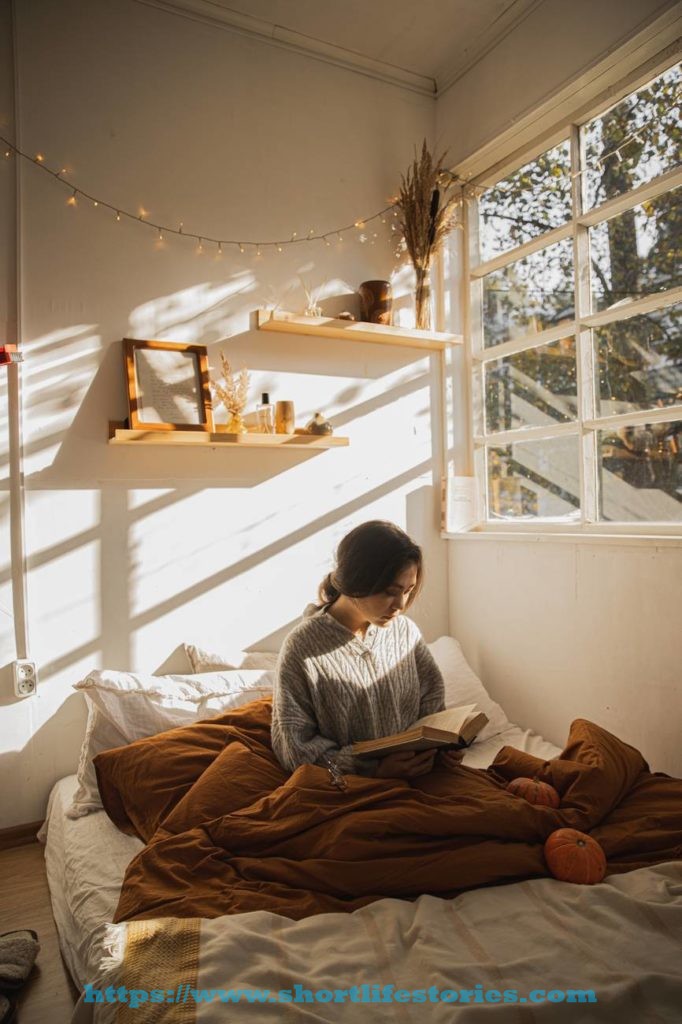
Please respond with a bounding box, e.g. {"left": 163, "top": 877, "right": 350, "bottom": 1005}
{"left": 134, "top": 0, "right": 437, "bottom": 97}
{"left": 436, "top": 0, "right": 545, "bottom": 97}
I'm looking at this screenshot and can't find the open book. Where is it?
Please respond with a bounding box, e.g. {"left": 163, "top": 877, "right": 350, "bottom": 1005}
{"left": 351, "top": 705, "right": 488, "bottom": 758}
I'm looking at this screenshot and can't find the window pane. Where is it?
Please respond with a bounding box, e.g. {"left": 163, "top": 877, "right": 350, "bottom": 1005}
{"left": 486, "top": 436, "right": 581, "bottom": 521}
{"left": 479, "top": 141, "right": 571, "bottom": 262}
{"left": 590, "top": 188, "right": 682, "bottom": 311}
{"left": 595, "top": 304, "right": 682, "bottom": 416}
{"left": 582, "top": 63, "right": 681, "bottom": 212}
{"left": 485, "top": 338, "right": 577, "bottom": 432}
{"left": 483, "top": 238, "right": 574, "bottom": 347}
{"left": 598, "top": 421, "right": 682, "bottom": 522}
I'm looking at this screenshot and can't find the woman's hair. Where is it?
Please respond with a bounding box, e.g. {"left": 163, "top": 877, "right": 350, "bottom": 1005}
{"left": 317, "top": 520, "right": 423, "bottom": 609}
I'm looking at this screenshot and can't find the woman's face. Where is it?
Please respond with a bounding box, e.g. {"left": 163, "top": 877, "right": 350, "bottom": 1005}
{"left": 351, "top": 561, "right": 419, "bottom": 626}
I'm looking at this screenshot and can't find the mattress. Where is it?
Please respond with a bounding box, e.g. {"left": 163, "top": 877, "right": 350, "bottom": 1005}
{"left": 39, "top": 723, "right": 560, "bottom": 988}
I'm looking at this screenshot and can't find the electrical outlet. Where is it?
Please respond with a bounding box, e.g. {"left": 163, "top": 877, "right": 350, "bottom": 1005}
{"left": 13, "top": 659, "right": 37, "bottom": 698}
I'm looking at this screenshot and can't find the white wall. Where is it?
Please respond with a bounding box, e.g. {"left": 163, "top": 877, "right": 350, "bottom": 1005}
{"left": 439, "top": 0, "right": 682, "bottom": 778}
{"left": 448, "top": 539, "right": 682, "bottom": 777}
{"left": 0, "top": 0, "right": 442, "bottom": 827}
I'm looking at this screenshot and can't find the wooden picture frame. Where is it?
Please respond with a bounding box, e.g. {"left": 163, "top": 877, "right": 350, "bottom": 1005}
{"left": 123, "top": 338, "right": 214, "bottom": 432}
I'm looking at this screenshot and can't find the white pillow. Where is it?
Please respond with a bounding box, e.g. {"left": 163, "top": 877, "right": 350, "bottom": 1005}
{"left": 427, "top": 636, "right": 509, "bottom": 740}
{"left": 184, "top": 643, "right": 279, "bottom": 673}
{"left": 68, "top": 669, "right": 274, "bottom": 819}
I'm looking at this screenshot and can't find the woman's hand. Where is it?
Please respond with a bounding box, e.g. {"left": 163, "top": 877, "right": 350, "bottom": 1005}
{"left": 435, "top": 747, "right": 465, "bottom": 771}
{"left": 374, "top": 748, "right": 437, "bottom": 779}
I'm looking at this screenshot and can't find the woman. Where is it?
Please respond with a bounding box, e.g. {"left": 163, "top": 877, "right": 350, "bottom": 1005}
{"left": 271, "top": 520, "right": 464, "bottom": 781}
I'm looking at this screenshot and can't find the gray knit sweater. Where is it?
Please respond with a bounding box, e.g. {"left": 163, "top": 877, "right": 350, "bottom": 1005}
{"left": 271, "top": 602, "right": 446, "bottom": 777}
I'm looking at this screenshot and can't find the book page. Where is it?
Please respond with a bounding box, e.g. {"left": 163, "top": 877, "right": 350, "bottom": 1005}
{"left": 412, "top": 705, "right": 478, "bottom": 734}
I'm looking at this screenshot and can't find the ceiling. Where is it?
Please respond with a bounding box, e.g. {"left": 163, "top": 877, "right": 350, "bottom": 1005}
{"left": 140, "top": 0, "right": 543, "bottom": 95}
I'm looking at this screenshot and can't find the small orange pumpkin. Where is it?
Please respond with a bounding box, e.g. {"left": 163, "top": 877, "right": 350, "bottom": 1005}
{"left": 506, "top": 776, "right": 560, "bottom": 808}
{"left": 544, "top": 828, "right": 606, "bottom": 884}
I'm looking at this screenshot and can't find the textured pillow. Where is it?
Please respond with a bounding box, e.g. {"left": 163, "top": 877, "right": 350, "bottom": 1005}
{"left": 184, "top": 643, "right": 279, "bottom": 673}
{"left": 427, "top": 636, "right": 509, "bottom": 740}
{"left": 68, "top": 669, "right": 274, "bottom": 819}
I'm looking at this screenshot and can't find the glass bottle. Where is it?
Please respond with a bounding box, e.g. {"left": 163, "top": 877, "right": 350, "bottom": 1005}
{"left": 256, "top": 392, "right": 275, "bottom": 434}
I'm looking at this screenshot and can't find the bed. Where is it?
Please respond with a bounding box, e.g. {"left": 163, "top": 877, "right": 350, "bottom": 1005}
{"left": 37, "top": 638, "right": 682, "bottom": 1023}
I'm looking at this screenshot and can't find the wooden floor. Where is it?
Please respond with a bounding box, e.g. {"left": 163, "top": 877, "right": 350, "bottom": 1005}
{"left": 0, "top": 842, "right": 79, "bottom": 1024}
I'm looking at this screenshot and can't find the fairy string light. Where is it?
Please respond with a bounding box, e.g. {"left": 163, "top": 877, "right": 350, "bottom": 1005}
{"left": 0, "top": 134, "right": 400, "bottom": 255}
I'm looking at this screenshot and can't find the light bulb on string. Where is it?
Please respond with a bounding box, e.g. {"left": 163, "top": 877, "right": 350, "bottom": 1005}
{"left": 308, "top": 228, "right": 314, "bottom": 237}
{"left": 218, "top": 242, "right": 223, "bottom": 255}
{"left": 354, "top": 220, "right": 365, "bottom": 228}
{"left": 35, "top": 153, "right": 44, "bottom": 163}
{"left": 4, "top": 150, "right": 11, "bottom": 159}
{"left": 158, "top": 230, "right": 164, "bottom": 242}
{"left": 93, "top": 200, "right": 98, "bottom": 207}
{"left": 277, "top": 244, "right": 283, "bottom": 253}
{"left": 178, "top": 222, "right": 183, "bottom": 234}
{"left": 291, "top": 231, "right": 298, "bottom": 240}
{"left": 66, "top": 189, "right": 77, "bottom": 207}
{"left": 197, "top": 237, "right": 204, "bottom": 254}
{"left": 239, "top": 244, "right": 245, "bottom": 254}
{"left": 256, "top": 246, "right": 262, "bottom": 257}
{"left": 337, "top": 233, "right": 343, "bottom": 242}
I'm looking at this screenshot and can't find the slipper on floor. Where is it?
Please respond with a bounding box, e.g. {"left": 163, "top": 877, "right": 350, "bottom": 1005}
{"left": 0, "top": 931, "right": 40, "bottom": 990}
{"left": 0, "top": 992, "right": 17, "bottom": 1024}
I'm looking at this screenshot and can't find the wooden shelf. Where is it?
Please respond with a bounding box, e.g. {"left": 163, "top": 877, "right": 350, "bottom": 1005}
{"left": 108, "top": 424, "right": 348, "bottom": 449}
{"left": 256, "top": 310, "right": 461, "bottom": 351}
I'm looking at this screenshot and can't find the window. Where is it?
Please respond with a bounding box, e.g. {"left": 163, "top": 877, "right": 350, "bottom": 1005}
{"left": 465, "top": 61, "right": 681, "bottom": 531}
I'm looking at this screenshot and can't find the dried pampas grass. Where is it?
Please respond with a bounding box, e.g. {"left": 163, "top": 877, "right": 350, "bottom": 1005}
{"left": 212, "top": 351, "right": 249, "bottom": 417}
{"left": 394, "top": 140, "right": 462, "bottom": 328}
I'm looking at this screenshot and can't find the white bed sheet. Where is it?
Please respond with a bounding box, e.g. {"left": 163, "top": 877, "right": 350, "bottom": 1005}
{"left": 39, "top": 723, "right": 559, "bottom": 989}
{"left": 38, "top": 775, "right": 143, "bottom": 988}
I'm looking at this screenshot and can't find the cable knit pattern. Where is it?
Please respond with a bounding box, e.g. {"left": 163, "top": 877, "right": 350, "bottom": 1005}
{"left": 271, "top": 603, "right": 445, "bottom": 777}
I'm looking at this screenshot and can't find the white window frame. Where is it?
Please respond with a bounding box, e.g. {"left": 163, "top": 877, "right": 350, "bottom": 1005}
{"left": 444, "top": 41, "right": 682, "bottom": 541}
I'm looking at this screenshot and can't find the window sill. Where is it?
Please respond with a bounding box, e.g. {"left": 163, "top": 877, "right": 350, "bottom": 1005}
{"left": 441, "top": 528, "right": 682, "bottom": 547}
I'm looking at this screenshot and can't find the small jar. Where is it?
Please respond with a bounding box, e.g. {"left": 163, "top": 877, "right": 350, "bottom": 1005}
{"left": 275, "top": 400, "right": 295, "bottom": 434}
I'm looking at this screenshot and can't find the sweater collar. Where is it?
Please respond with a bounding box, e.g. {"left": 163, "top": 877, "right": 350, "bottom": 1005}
{"left": 302, "top": 601, "right": 381, "bottom": 649}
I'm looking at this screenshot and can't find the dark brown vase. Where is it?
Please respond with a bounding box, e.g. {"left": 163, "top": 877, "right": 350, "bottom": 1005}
{"left": 358, "top": 280, "right": 392, "bottom": 325}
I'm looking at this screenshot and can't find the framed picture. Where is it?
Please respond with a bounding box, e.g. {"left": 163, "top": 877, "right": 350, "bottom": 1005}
{"left": 123, "top": 338, "right": 214, "bottom": 432}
